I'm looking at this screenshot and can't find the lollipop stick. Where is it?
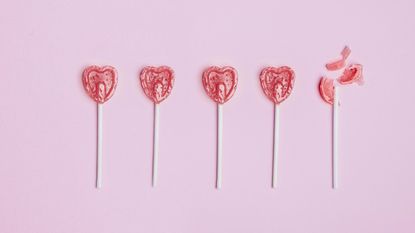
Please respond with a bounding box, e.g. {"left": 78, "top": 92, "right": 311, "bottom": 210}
{"left": 216, "top": 104, "right": 223, "bottom": 189}
{"left": 97, "top": 103, "right": 103, "bottom": 189}
{"left": 272, "top": 104, "right": 280, "bottom": 188}
{"left": 152, "top": 103, "right": 160, "bottom": 187}
{"left": 332, "top": 86, "right": 339, "bottom": 189}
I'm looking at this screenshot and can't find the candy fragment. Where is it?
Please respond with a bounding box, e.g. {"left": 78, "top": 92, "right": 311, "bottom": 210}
{"left": 319, "top": 77, "right": 335, "bottom": 105}
{"left": 337, "top": 63, "right": 364, "bottom": 85}
{"left": 325, "top": 46, "right": 351, "bottom": 71}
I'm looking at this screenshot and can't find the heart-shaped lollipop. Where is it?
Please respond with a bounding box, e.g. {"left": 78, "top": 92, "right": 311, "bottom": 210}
{"left": 82, "top": 66, "right": 118, "bottom": 104}
{"left": 202, "top": 66, "right": 238, "bottom": 104}
{"left": 202, "top": 66, "right": 238, "bottom": 189}
{"left": 140, "top": 66, "right": 175, "bottom": 104}
{"left": 260, "top": 66, "right": 295, "bottom": 105}
{"left": 139, "top": 66, "right": 175, "bottom": 187}
{"left": 82, "top": 65, "right": 118, "bottom": 189}
{"left": 259, "top": 66, "right": 295, "bottom": 188}
{"left": 320, "top": 47, "right": 364, "bottom": 189}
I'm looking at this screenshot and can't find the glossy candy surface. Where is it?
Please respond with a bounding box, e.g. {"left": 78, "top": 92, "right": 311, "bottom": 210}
{"left": 319, "top": 77, "right": 335, "bottom": 105}
{"left": 325, "top": 46, "right": 351, "bottom": 71}
{"left": 260, "top": 66, "right": 295, "bottom": 105}
{"left": 82, "top": 65, "right": 118, "bottom": 104}
{"left": 202, "top": 66, "right": 238, "bottom": 104}
{"left": 140, "top": 66, "right": 175, "bottom": 104}
{"left": 338, "top": 63, "right": 364, "bottom": 85}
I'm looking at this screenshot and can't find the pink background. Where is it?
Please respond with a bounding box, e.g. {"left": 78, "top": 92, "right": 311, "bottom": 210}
{"left": 1, "top": 0, "right": 414, "bottom": 232}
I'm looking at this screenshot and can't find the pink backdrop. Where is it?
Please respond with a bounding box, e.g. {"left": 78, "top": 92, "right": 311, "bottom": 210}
{"left": 1, "top": 0, "right": 414, "bottom": 232}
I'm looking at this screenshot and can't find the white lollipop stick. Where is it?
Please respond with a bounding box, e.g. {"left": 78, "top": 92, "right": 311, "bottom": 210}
{"left": 97, "top": 103, "right": 103, "bottom": 189}
{"left": 332, "top": 86, "right": 339, "bottom": 189}
{"left": 272, "top": 104, "right": 280, "bottom": 188}
{"left": 216, "top": 104, "right": 223, "bottom": 189}
{"left": 152, "top": 103, "right": 160, "bottom": 187}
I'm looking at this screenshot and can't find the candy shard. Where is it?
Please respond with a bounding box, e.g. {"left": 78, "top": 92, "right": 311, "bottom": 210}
{"left": 82, "top": 65, "right": 118, "bottom": 104}
{"left": 319, "top": 77, "right": 335, "bottom": 105}
{"left": 325, "top": 46, "right": 351, "bottom": 71}
{"left": 202, "top": 66, "right": 238, "bottom": 104}
{"left": 341, "top": 46, "right": 351, "bottom": 58}
{"left": 337, "top": 63, "right": 363, "bottom": 85}
{"left": 140, "top": 66, "right": 175, "bottom": 104}
{"left": 260, "top": 66, "right": 295, "bottom": 105}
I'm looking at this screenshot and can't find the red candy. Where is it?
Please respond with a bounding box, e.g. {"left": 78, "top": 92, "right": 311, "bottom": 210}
{"left": 320, "top": 46, "right": 364, "bottom": 105}
{"left": 325, "top": 46, "right": 351, "bottom": 71}
{"left": 140, "top": 66, "right": 175, "bottom": 104}
{"left": 260, "top": 66, "right": 295, "bottom": 105}
{"left": 338, "top": 63, "right": 364, "bottom": 85}
{"left": 202, "top": 66, "right": 238, "bottom": 104}
{"left": 319, "top": 77, "right": 335, "bottom": 105}
{"left": 82, "top": 65, "right": 118, "bottom": 104}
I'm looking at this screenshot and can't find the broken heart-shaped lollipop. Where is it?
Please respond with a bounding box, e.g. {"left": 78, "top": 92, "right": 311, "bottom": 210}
{"left": 140, "top": 66, "right": 175, "bottom": 104}
{"left": 202, "top": 66, "right": 238, "bottom": 104}
{"left": 319, "top": 46, "right": 364, "bottom": 189}
{"left": 260, "top": 66, "right": 295, "bottom": 105}
{"left": 82, "top": 65, "right": 118, "bottom": 104}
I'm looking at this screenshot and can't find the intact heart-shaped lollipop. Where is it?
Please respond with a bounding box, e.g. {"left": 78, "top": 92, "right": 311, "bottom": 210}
{"left": 82, "top": 65, "right": 117, "bottom": 189}
{"left": 259, "top": 66, "right": 295, "bottom": 188}
{"left": 82, "top": 65, "right": 118, "bottom": 104}
{"left": 140, "top": 66, "right": 175, "bottom": 104}
{"left": 260, "top": 66, "right": 295, "bottom": 105}
{"left": 202, "top": 66, "right": 238, "bottom": 104}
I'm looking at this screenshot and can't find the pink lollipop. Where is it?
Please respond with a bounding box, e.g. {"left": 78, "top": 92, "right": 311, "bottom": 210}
{"left": 320, "top": 46, "right": 364, "bottom": 189}
{"left": 139, "top": 66, "right": 175, "bottom": 187}
{"left": 82, "top": 65, "right": 118, "bottom": 188}
{"left": 260, "top": 66, "right": 295, "bottom": 188}
{"left": 319, "top": 75, "right": 339, "bottom": 189}
{"left": 202, "top": 66, "right": 238, "bottom": 189}
{"left": 140, "top": 66, "right": 175, "bottom": 104}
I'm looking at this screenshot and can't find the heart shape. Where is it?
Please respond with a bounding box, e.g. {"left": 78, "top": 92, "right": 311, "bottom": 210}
{"left": 259, "top": 66, "right": 295, "bottom": 105}
{"left": 202, "top": 66, "right": 238, "bottom": 104}
{"left": 140, "top": 66, "right": 175, "bottom": 104}
{"left": 82, "top": 65, "right": 118, "bottom": 104}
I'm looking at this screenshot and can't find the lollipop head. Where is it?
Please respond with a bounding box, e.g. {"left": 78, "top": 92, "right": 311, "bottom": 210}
{"left": 202, "top": 66, "right": 238, "bottom": 104}
{"left": 140, "top": 66, "right": 175, "bottom": 104}
{"left": 82, "top": 65, "right": 118, "bottom": 104}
